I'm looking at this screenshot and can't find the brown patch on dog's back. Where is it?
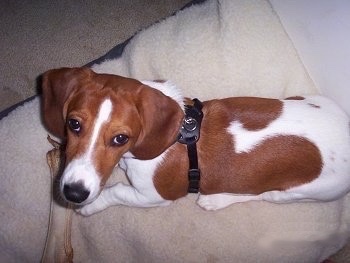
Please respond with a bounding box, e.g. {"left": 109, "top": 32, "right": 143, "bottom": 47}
{"left": 218, "top": 97, "right": 283, "bottom": 131}
{"left": 198, "top": 135, "right": 323, "bottom": 195}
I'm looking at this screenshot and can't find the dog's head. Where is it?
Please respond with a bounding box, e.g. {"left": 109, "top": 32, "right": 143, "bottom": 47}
{"left": 42, "top": 67, "right": 184, "bottom": 204}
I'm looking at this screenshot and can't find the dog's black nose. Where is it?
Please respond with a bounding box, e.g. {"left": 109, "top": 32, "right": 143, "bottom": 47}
{"left": 63, "top": 182, "right": 90, "bottom": 203}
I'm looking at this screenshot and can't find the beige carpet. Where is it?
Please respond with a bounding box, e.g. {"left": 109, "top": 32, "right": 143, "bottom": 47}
{"left": 0, "top": 0, "right": 189, "bottom": 112}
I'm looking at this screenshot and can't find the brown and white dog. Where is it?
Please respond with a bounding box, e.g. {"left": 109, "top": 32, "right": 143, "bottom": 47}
{"left": 42, "top": 67, "right": 350, "bottom": 216}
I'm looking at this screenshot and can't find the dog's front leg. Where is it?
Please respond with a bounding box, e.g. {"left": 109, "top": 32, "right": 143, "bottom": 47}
{"left": 77, "top": 182, "right": 172, "bottom": 216}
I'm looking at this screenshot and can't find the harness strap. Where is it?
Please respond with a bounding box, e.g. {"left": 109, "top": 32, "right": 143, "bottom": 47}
{"left": 187, "top": 142, "right": 201, "bottom": 193}
{"left": 177, "top": 99, "right": 203, "bottom": 193}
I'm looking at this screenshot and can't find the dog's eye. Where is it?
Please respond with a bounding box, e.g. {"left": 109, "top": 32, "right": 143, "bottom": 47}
{"left": 112, "top": 134, "right": 129, "bottom": 146}
{"left": 68, "top": 119, "right": 81, "bottom": 133}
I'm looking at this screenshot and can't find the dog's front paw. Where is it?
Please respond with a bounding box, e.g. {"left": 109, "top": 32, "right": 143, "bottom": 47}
{"left": 75, "top": 199, "right": 109, "bottom": 216}
{"left": 75, "top": 203, "right": 99, "bottom": 216}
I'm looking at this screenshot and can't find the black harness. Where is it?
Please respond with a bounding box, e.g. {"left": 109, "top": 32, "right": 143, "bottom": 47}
{"left": 177, "top": 99, "right": 203, "bottom": 193}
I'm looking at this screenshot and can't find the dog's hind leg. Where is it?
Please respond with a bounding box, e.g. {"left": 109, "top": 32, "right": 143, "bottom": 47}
{"left": 197, "top": 193, "right": 263, "bottom": 211}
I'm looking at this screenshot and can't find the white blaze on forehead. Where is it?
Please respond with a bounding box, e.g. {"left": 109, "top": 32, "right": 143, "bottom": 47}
{"left": 61, "top": 98, "right": 113, "bottom": 205}
{"left": 86, "top": 98, "right": 113, "bottom": 158}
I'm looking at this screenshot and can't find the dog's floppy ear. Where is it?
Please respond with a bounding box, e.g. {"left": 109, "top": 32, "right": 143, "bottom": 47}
{"left": 41, "top": 67, "right": 92, "bottom": 138}
{"left": 131, "top": 85, "right": 184, "bottom": 160}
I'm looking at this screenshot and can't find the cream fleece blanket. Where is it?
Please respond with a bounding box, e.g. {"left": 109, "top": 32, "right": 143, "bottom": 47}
{"left": 1, "top": 0, "right": 349, "bottom": 262}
